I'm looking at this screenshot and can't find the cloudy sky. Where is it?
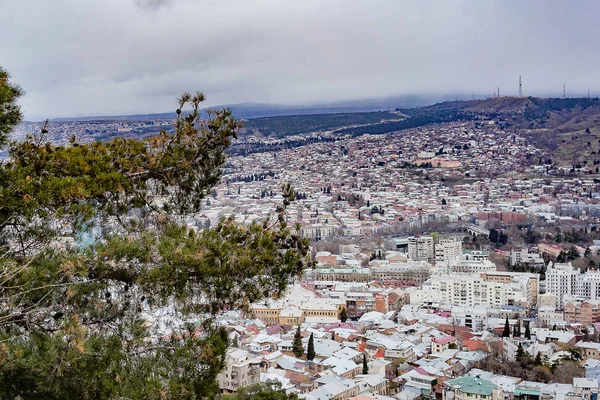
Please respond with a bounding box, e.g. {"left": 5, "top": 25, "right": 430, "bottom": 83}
{"left": 2, "top": 0, "right": 599, "bottom": 120}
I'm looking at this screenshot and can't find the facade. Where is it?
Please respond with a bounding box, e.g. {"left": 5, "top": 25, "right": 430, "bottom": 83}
{"left": 411, "top": 272, "right": 537, "bottom": 309}
{"left": 312, "top": 263, "right": 429, "bottom": 284}
{"left": 300, "top": 224, "right": 340, "bottom": 240}
{"left": 510, "top": 247, "right": 544, "bottom": 268}
{"left": 217, "top": 349, "right": 262, "bottom": 393}
{"left": 408, "top": 236, "right": 434, "bottom": 262}
{"left": 546, "top": 262, "right": 600, "bottom": 306}
{"left": 436, "top": 237, "right": 462, "bottom": 264}
{"left": 563, "top": 300, "right": 600, "bottom": 326}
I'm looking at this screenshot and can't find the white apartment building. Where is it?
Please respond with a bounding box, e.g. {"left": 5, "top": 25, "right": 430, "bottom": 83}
{"left": 435, "top": 237, "right": 462, "bottom": 264}
{"left": 452, "top": 259, "right": 497, "bottom": 273}
{"left": 300, "top": 224, "right": 339, "bottom": 240}
{"left": 510, "top": 247, "right": 544, "bottom": 268}
{"left": 546, "top": 262, "right": 600, "bottom": 306}
{"left": 410, "top": 273, "right": 534, "bottom": 309}
{"left": 408, "top": 236, "right": 434, "bottom": 262}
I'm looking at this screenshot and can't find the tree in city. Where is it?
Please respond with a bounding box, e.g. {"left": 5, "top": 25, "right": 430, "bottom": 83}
{"left": 0, "top": 69, "right": 311, "bottom": 399}
{"left": 525, "top": 324, "right": 531, "bottom": 340}
{"left": 502, "top": 316, "right": 511, "bottom": 337}
{"left": 489, "top": 228, "right": 499, "bottom": 243}
{"left": 307, "top": 333, "right": 316, "bottom": 361}
{"left": 362, "top": 353, "right": 369, "bottom": 375}
{"left": 551, "top": 361, "right": 585, "bottom": 383}
{"left": 339, "top": 307, "right": 348, "bottom": 322}
{"left": 534, "top": 352, "right": 543, "bottom": 366}
{"left": 293, "top": 326, "right": 304, "bottom": 358}
{"left": 516, "top": 343, "right": 525, "bottom": 363}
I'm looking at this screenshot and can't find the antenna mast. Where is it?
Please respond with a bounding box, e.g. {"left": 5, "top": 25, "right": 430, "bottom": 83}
{"left": 563, "top": 83, "right": 566, "bottom": 98}
{"left": 519, "top": 76, "right": 522, "bottom": 97}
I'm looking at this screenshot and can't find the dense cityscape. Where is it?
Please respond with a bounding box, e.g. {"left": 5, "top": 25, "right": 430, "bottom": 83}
{"left": 3, "top": 1, "right": 600, "bottom": 399}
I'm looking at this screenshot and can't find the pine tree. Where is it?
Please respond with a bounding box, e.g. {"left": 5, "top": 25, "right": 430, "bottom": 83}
{"left": 534, "top": 352, "right": 543, "bottom": 366}
{"left": 502, "top": 316, "right": 511, "bottom": 337}
{"left": 0, "top": 67, "right": 23, "bottom": 147}
{"left": 0, "top": 69, "right": 312, "bottom": 399}
{"left": 362, "top": 353, "right": 369, "bottom": 375}
{"left": 307, "top": 333, "right": 316, "bottom": 361}
{"left": 516, "top": 343, "right": 525, "bottom": 363}
{"left": 293, "top": 326, "right": 304, "bottom": 358}
{"left": 339, "top": 307, "right": 348, "bottom": 323}
{"left": 525, "top": 324, "right": 531, "bottom": 340}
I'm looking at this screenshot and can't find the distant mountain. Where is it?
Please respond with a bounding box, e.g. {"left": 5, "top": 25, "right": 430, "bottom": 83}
{"left": 47, "top": 93, "right": 472, "bottom": 122}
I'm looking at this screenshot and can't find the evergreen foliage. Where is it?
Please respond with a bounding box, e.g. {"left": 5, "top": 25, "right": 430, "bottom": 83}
{"left": 0, "top": 69, "right": 311, "bottom": 399}
{"left": 307, "top": 333, "right": 315, "bottom": 361}
{"left": 0, "top": 68, "right": 23, "bottom": 147}
{"left": 362, "top": 354, "right": 369, "bottom": 375}
{"left": 339, "top": 307, "right": 348, "bottom": 322}
{"left": 292, "top": 326, "right": 304, "bottom": 358}
{"left": 502, "top": 316, "right": 511, "bottom": 337}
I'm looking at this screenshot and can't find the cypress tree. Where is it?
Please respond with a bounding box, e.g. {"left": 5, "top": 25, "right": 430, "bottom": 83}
{"left": 516, "top": 343, "right": 525, "bottom": 364}
{"left": 525, "top": 324, "right": 531, "bottom": 340}
{"left": 339, "top": 307, "right": 348, "bottom": 323}
{"left": 292, "top": 326, "right": 304, "bottom": 358}
{"left": 307, "top": 333, "right": 316, "bottom": 361}
{"left": 502, "top": 316, "right": 511, "bottom": 337}
{"left": 362, "top": 354, "right": 369, "bottom": 375}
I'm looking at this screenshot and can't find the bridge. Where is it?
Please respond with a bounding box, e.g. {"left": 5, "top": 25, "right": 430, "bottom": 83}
{"left": 466, "top": 224, "right": 490, "bottom": 237}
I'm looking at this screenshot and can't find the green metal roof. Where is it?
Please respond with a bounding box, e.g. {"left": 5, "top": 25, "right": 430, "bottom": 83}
{"left": 445, "top": 376, "right": 497, "bottom": 395}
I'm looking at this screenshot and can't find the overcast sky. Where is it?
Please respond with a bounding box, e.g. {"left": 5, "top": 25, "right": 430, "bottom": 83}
{"left": 2, "top": 0, "right": 599, "bottom": 120}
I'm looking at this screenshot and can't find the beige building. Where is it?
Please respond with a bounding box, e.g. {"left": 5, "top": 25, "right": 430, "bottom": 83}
{"left": 217, "top": 349, "right": 263, "bottom": 393}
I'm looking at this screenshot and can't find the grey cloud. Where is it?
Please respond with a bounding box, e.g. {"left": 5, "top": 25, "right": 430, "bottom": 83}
{"left": 1, "top": 0, "right": 599, "bottom": 120}
{"left": 133, "top": 0, "right": 176, "bottom": 10}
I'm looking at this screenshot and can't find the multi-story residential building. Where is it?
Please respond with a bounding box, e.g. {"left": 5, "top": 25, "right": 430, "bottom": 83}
{"left": 546, "top": 262, "right": 600, "bottom": 306}
{"left": 408, "top": 236, "right": 434, "bottom": 263}
{"left": 217, "top": 349, "right": 262, "bottom": 393}
{"left": 435, "top": 237, "right": 462, "bottom": 264}
{"left": 311, "top": 262, "right": 429, "bottom": 284}
{"left": 538, "top": 307, "right": 565, "bottom": 328}
{"left": 411, "top": 272, "right": 537, "bottom": 309}
{"left": 510, "top": 247, "right": 544, "bottom": 268}
{"left": 481, "top": 271, "right": 539, "bottom": 307}
{"left": 432, "top": 336, "right": 458, "bottom": 353}
{"left": 451, "top": 259, "right": 497, "bottom": 273}
{"left": 563, "top": 300, "right": 600, "bottom": 325}
{"left": 300, "top": 224, "right": 340, "bottom": 240}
